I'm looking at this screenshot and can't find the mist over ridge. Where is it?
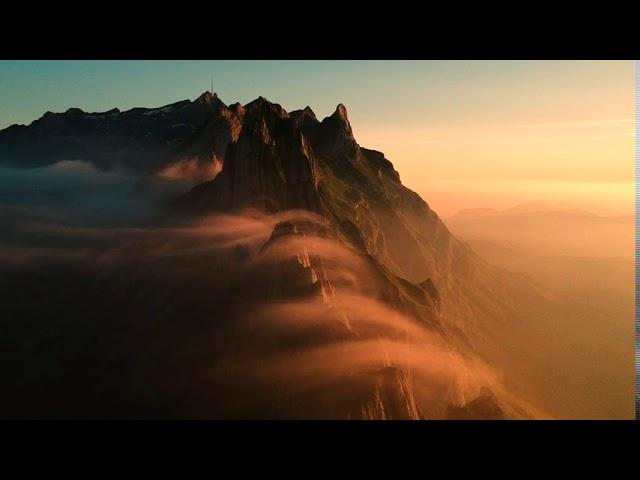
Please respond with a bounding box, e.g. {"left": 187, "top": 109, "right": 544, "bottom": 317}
{"left": 0, "top": 91, "right": 633, "bottom": 419}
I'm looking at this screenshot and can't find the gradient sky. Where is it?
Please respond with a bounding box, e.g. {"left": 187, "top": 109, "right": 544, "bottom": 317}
{"left": 0, "top": 60, "right": 634, "bottom": 216}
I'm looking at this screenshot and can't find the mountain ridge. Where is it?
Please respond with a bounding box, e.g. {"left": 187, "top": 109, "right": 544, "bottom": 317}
{"left": 0, "top": 92, "right": 546, "bottom": 350}
{"left": 0, "top": 92, "right": 574, "bottom": 418}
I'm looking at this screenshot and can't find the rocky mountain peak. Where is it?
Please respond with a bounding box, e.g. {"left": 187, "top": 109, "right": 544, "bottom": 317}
{"left": 290, "top": 106, "right": 319, "bottom": 131}
{"left": 244, "top": 96, "right": 289, "bottom": 120}
{"left": 302, "top": 106, "right": 317, "bottom": 119}
{"left": 196, "top": 90, "right": 218, "bottom": 102}
{"left": 290, "top": 105, "right": 317, "bottom": 120}
{"left": 334, "top": 103, "right": 349, "bottom": 121}
{"left": 195, "top": 91, "right": 227, "bottom": 114}
{"left": 308, "top": 103, "right": 355, "bottom": 157}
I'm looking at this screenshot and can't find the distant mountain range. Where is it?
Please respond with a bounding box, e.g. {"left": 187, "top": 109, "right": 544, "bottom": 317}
{"left": 444, "top": 202, "right": 636, "bottom": 419}
{"left": 446, "top": 203, "right": 634, "bottom": 259}
{"left": 480, "top": 201, "right": 626, "bottom": 217}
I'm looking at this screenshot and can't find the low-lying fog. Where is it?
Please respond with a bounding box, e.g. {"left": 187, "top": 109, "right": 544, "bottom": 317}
{"left": 0, "top": 160, "right": 634, "bottom": 419}
{"left": 1, "top": 161, "right": 545, "bottom": 419}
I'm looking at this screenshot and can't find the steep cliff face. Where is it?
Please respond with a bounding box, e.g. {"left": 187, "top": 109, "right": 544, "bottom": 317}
{"left": 174, "top": 97, "right": 321, "bottom": 212}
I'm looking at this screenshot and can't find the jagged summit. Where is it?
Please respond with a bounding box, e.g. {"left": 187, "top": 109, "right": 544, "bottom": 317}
{"left": 243, "top": 96, "right": 289, "bottom": 119}
{"left": 0, "top": 90, "right": 504, "bottom": 292}
{"left": 290, "top": 106, "right": 318, "bottom": 127}
{"left": 170, "top": 94, "right": 391, "bottom": 216}
{"left": 0, "top": 93, "right": 360, "bottom": 171}
{"left": 302, "top": 106, "right": 317, "bottom": 119}
{"left": 196, "top": 91, "right": 226, "bottom": 108}
{"left": 333, "top": 103, "right": 349, "bottom": 120}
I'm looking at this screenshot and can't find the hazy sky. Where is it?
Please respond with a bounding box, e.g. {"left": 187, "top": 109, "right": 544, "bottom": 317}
{"left": 0, "top": 60, "right": 634, "bottom": 216}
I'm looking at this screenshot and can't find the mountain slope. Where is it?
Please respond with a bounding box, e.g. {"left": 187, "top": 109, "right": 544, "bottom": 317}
{"left": 173, "top": 96, "right": 544, "bottom": 351}
{"left": 2, "top": 93, "right": 618, "bottom": 418}
{"left": 167, "top": 97, "right": 572, "bottom": 419}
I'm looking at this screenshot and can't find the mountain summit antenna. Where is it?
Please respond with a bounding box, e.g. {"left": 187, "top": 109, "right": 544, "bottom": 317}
{"left": 211, "top": 77, "right": 214, "bottom": 95}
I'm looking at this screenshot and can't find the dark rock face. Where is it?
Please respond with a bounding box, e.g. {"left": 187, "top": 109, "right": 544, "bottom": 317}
{"left": 174, "top": 97, "right": 321, "bottom": 213}
{"left": 0, "top": 92, "right": 232, "bottom": 176}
